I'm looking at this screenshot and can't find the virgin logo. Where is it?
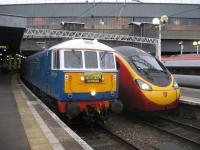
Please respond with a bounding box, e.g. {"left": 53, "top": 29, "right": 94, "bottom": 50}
{"left": 163, "top": 92, "right": 168, "bottom": 97}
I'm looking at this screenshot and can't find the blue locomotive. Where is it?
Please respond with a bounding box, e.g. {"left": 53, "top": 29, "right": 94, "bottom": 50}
{"left": 21, "top": 39, "right": 123, "bottom": 121}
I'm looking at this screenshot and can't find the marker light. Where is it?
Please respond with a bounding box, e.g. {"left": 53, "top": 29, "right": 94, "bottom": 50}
{"left": 0, "top": 53, "right": 2, "bottom": 56}
{"left": 65, "top": 74, "right": 69, "bottom": 80}
{"left": 80, "top": 76, "right": 85, "bottom": 81}
{"left": 136, "top": 79, "right": 152, "bottom": 91}
{"left": 113, "top": 74, "right": 116, "bottom": 80}
{"left": 173, "top": 80, "right": 179, "bottom": 89}
{"left": 91, "top": 91, "right": 96, "bottom": 96}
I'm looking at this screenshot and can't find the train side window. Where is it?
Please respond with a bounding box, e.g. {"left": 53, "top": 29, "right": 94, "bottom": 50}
{"left": 56, "top": 51, "right": 60, "bottom": 69}
{"left": 53, "top": 51, "right": 60, "bottom": 69}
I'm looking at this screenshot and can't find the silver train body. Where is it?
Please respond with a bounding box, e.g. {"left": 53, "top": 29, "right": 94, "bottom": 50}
{"left": 162, "top": 54, "right": 200, "bottom": 88}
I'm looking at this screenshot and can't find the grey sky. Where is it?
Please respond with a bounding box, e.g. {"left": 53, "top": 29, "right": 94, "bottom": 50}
{"left": 1, "top": 0, "right": 200, "bottom": 5}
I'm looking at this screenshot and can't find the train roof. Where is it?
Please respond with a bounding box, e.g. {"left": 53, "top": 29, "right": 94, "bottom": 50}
{"left": 162, "top": 54, "right": 200, "bottom": 67}
{"left": 26, "top": 39, "right": 114, "bottom": 60}
{"left": 162, "top": 54, "right": 200, "bottom": 61}
{"left": 114, "top": 46, "right": 147, "bottom": 57}
{"left": 50, "top": 39, "right": 114, "bottom": 52}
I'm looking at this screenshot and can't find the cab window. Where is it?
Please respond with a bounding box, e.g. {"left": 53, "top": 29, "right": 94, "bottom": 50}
{"left": 100, "top": 52, "right": 115, "bottom": 69}
{"left": 64, "top": 51, "right": 82, "bottom": 68}
{"left": 130, "top": 55, "right": 164, "bottom": 71}
{"left": 84, "top": 51, "right": 98, "bottom": 69}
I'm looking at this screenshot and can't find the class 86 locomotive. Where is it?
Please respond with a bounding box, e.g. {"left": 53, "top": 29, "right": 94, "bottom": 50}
{"left": 21, "top": 39, "right": 123, "bottom": 120}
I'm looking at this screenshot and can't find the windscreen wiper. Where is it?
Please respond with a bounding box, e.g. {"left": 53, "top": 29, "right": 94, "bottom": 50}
{"left": 100, "top": 51, "right": 108, "bottom": 64}
{"left": 148, "top": 68, "right": 168, "bottom": 74}
{"left": 72, "top": 49, "right": 81, "bottom": 61}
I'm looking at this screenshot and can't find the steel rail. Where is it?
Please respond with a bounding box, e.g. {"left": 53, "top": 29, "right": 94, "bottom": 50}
{"left": 159, "top": 116, "right": 200, "bottom": 131}
{"left": 101, "top": 125, "right": 142, "bottom": 150}
{"left": 139, "top": 118, "right": 200, "bottom": 146}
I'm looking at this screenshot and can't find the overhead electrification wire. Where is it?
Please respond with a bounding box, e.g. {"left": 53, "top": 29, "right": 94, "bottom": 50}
{"left": 75, "top": 0, "right": 143, "bottom": 21}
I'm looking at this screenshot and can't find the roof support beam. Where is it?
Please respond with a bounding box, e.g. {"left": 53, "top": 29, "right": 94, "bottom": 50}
{"left": 23, "top": 28, "right": 158, "bottom": 45}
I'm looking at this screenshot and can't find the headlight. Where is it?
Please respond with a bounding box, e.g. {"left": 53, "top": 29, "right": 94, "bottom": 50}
{"left": 136, "top": 79, "right": 152, "bottom": 91}
{"left": 173, "top": 80, "right": 179, "bottom": 89}
{"left": 80, "top": 76, "right": 85, "bottom": 81}
{"left": 91, "top": 91, "right": 96, "bottom": 96}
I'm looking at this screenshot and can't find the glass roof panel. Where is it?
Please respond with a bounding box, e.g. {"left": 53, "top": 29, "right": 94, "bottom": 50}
{"left": 0, "top": 0, "right": 199, "bottom": 5}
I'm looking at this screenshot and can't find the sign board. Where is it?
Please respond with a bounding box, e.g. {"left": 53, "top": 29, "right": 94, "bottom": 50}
{"left": 84, "top": 71, "right": 102, "bottom": 83}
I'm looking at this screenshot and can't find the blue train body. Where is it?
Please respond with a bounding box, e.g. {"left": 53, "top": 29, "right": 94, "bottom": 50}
{"left": 22, "top": 39, "right": 122, "bottom": 119}
{"left": 23, "top": 50, "right": 119, "bottom": 101}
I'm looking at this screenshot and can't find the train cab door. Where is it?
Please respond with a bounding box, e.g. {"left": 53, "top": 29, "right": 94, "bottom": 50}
{"left": 49, "top": 50, "right": 60, "bottom": 96}
{"left": 46, "top": 51, "right": 51, "bottom": 93}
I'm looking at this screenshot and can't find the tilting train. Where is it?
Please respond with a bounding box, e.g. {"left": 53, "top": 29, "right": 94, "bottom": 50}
{"left": 114, "top": 46, "right": 180, "bottom": 112}
{"left": 21, "top": 39, "right": 123, "bottom": 121}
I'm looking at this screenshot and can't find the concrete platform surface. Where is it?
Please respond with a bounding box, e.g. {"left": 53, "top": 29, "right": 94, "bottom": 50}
{"left": 0, "top": 71, "right": 92, "bottom": 150}
{"left": 0, "top": 72, "right": 30, "bottom": 150}
{"left": 180, "top": 87, "right": 200, "bottom": 106}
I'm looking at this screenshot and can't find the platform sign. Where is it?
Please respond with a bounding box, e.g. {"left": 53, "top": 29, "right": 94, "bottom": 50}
{"left": 84, "top": 71, "right": 102, "bottom": 83}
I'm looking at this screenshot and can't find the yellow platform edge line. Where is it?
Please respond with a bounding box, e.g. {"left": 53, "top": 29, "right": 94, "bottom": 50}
{"left": 11, "top": 75, "right": 53, "bottom": 150}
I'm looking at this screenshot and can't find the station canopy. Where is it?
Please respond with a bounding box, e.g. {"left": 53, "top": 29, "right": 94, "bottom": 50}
{"left": 0, "top": 14, "right": 26, "bottom": 55}
{"left": 0, "top": 0, "right": 199, "bottom": 5}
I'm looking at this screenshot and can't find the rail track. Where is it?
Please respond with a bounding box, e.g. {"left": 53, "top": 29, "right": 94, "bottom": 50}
{"left": 139, "top": 116, "right": 200, "bottom": 147}
{"left": 21, "top": 78, "right": 140, "bottom": 149}
{"left": 101, "top": 125, "right": 142, "bottom": 150}
{"left": 159, "top": 115, "right": 200, "bottom": 131}
{"left": 71, "top": 123, "right": 141, "bottom": 150}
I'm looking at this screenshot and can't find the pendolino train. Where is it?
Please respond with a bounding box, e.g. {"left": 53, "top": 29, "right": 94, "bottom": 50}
{"left": 21, "top": 39, "right": 123, "bottom": 121}
{"left": 114, "top": 46, "right": 180, "bottom": 112}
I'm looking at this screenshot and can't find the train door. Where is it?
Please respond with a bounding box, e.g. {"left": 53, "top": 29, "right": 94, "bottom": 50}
{"left": 46, "top": 51, "right": 51, "bottom": 94}
{"left": 50, "top": 50, "right": 60, "bottom": 97}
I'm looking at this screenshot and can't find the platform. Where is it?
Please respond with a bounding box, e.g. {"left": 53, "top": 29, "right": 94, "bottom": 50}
{"left": 180, "top": 87, "right": 200, "bottom": 106}
{"left": 0, "top": 71, "right": 92, "bottom": 150}
{"left": 0, "top": 72, "right": 30, "bottom": 150}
